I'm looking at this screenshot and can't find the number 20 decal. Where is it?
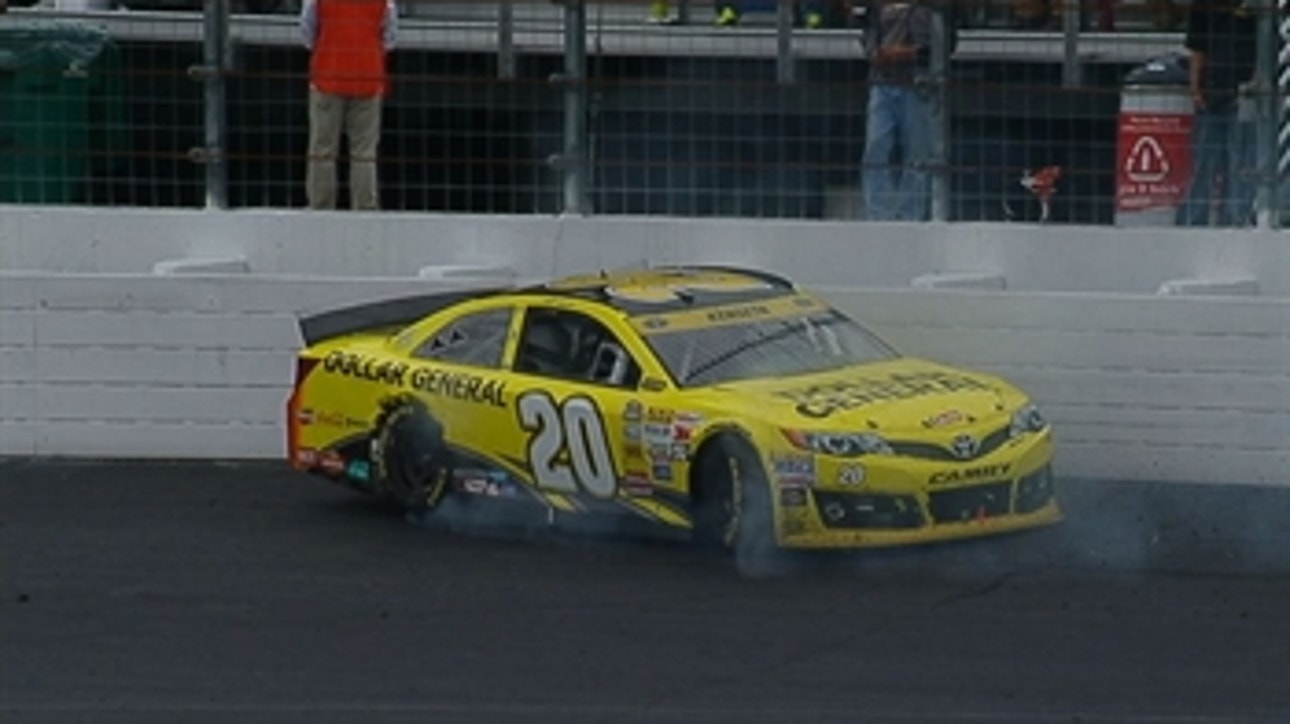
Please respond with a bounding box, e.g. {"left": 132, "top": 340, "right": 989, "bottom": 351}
{"left": 518, "top": 392, "right": 617, "bottom": 499}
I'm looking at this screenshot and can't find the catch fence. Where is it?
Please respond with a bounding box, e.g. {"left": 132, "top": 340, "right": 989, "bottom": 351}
{"left": 1, "top": 0, "right": 1285, "bottom": 227}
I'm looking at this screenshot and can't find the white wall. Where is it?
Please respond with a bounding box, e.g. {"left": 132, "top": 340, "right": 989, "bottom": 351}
{"left": 2, "top": 207, "right": 1288, "bottom": 486}
{"left": 3, "top": 268, "right": 1288, "bottom": 487}
{"left": 2, "top": 207, "right": 1287, "bottom": 295}
{"left": 0, "top": 272, "right": 434, "bottom": 457}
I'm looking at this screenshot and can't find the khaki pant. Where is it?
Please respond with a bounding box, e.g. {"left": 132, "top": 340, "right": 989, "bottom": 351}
{"left": 306, "top": 87, "right": 383, "bottom": 210}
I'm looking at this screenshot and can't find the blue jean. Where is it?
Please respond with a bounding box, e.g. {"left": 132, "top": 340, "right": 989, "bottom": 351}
{"left": 862, "top": 83, "right": 933, "bottom": 222}
{"left": 1178, "top": 108, "right": 1256, "bottom": 227}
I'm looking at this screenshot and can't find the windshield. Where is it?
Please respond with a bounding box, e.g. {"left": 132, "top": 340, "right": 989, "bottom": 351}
{"left": 644, "top": 309, "right": 900, "bottom": 387}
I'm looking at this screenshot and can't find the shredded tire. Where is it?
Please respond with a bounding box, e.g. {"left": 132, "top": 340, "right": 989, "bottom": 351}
{"left": 371, "top": 396, "right": 452, "bottom": 513}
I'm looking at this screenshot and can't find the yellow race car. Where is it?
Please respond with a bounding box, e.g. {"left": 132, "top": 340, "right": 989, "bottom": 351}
{"left": 287, "top": 265, "right": 1060, "bottom": 560}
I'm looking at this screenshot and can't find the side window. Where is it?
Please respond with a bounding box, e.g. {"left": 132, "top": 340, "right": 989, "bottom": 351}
{"left": 514, "top": 308, "right": 642, "bottom": 389}
{"left": 413, "top": 307, "right": 514, "bottom": 369}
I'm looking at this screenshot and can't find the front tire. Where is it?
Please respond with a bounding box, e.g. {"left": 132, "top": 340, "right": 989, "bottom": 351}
{"left": 693, "top": 437, "right": 780, "bottom": 572}
{"left": 372, "top": 398, "right": 452, "bottom": 513}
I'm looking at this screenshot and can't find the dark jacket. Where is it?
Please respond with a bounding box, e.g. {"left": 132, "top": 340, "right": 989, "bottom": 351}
{"left": 863, "top": 1, "right": 958, "bottom": 85}
{"left": 1185, "top": 0, "right": 1257, "bottom": 112}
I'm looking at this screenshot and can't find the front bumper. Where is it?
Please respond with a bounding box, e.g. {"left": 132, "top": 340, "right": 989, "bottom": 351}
{"left": 770, "top": 430, "right": 1061, "bottom": 549}
{"left": 778, "top": 493, "right": 1063, "bottom": 549}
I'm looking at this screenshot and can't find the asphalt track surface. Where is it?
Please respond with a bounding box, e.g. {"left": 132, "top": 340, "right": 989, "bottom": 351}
{"left": 4, "top": 460, "right": 1290, "bottom": 724}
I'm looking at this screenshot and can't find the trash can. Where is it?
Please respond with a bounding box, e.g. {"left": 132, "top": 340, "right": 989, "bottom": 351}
{"left": 0, "top": 19, "right": 124, "bottom": 204}
{"left": 1114, "top": 54, "right": 1195, "bottom": 226}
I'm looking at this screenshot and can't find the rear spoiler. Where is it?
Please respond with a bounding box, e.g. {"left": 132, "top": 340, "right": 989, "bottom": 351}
{"left": 297, "top": 288, "right": 508, "bottom": 347}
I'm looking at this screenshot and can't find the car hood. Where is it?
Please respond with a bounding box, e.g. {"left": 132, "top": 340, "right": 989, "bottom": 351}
{"left": 704, "top": 358, "right": 1021, "bottom": 434}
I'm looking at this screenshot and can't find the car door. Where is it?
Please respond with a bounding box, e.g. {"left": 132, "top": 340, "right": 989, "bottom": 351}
{"left": 503, "top": 303, "right": 669, "bottom": 519}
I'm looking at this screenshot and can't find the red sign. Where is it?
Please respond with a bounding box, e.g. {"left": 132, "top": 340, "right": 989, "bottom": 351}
{"left": 1114, "top": 112, "right": 1193, "bottom": 212}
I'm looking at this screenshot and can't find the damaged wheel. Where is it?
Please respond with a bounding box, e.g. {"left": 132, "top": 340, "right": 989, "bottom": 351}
{"left": 372, "top": 398, "right": 452, "bottom": 513}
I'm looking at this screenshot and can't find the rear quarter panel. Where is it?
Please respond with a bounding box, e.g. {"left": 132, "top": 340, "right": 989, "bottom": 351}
{"left": 289, "top": 335, "right": 406, "bottom": 477}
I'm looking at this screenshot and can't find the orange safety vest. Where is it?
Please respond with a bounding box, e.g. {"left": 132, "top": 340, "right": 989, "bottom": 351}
{"left": 310, "top": 0, "right": 389, "bottom": 98}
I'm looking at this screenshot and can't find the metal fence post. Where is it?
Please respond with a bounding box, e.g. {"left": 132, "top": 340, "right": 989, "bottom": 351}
{"left": 498, "top": 0, "right": 516, "bottom": 80}
{"left": 1061, "top": 0, "right": 1083, "bottom": 88}
{"left": 1255, "top": 0, "right": 1277, "bottom": 228}
{"left": 776, "top": 0, "right": 795, "bottom": 85}
{"left": 928, "top": 3, "right": 949, "bottom": 222}
{"left": 1278, "top": 0, "right": 1290, "bottom": 228}
{"left": 201, "top": 0, "right": 229, "bottom": 210}
{"left": 560, "top": 0, "right": 589, "bottom": 215}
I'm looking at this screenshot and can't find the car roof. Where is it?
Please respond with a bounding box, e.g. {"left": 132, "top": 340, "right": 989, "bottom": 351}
{"left": 521, "top": 265, "right": 798, "bottom": 316}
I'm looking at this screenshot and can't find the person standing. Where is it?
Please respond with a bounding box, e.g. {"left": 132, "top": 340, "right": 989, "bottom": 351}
{"left": 1178, "top": 0, "right": 1257, "bottom": 227}
{"left": 301, "top": 0, "right": 398, "bottom": 211}
{"left": 860, "top": 0, "right": 946, "bottom": 222}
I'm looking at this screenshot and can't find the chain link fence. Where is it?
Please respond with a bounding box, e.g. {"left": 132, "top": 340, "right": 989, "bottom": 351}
{"left": 1, "top": 0, "right": 1285, "bottom": 227}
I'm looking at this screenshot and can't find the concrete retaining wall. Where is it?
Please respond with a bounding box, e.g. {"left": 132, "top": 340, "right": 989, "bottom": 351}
{"left": 2, "top": 207, "right": 1288, "bottom": 485}
{"left": 3, "top": 267, "right": 1287, "bottom": 487}
{"left": 0, "top": 273, "right": 433, "bottom": 458}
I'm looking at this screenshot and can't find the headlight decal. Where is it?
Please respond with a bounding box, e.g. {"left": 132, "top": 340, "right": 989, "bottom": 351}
{"left": 1009, "top": 404, "right": 1048, "bottom": 438}
{"left": 781, "top": 429, "right": 894, "bottom": 458}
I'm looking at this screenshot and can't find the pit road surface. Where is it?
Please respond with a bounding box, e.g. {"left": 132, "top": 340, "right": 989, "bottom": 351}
{"left": 3, "top": 460, "right": 1289, "bottom": 723}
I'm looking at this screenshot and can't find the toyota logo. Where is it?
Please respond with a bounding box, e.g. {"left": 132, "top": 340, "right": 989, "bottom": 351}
{"left": 951, "top": 434, "right": 979, "bottom": 460}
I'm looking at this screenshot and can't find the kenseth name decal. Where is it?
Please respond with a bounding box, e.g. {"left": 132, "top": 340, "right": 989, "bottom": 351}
{"left": 322, "top": 351, "right": 507, "bottom": 407}
{"left": 705, "top": 304, "right": 772, "bottom": 324}
{"left": 777, "top": 371, "right": 992, "bottom": 419}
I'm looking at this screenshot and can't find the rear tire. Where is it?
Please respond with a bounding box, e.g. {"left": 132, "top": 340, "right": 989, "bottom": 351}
{"left": 372, "top": 398, "right": 452, "bottom": 514}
